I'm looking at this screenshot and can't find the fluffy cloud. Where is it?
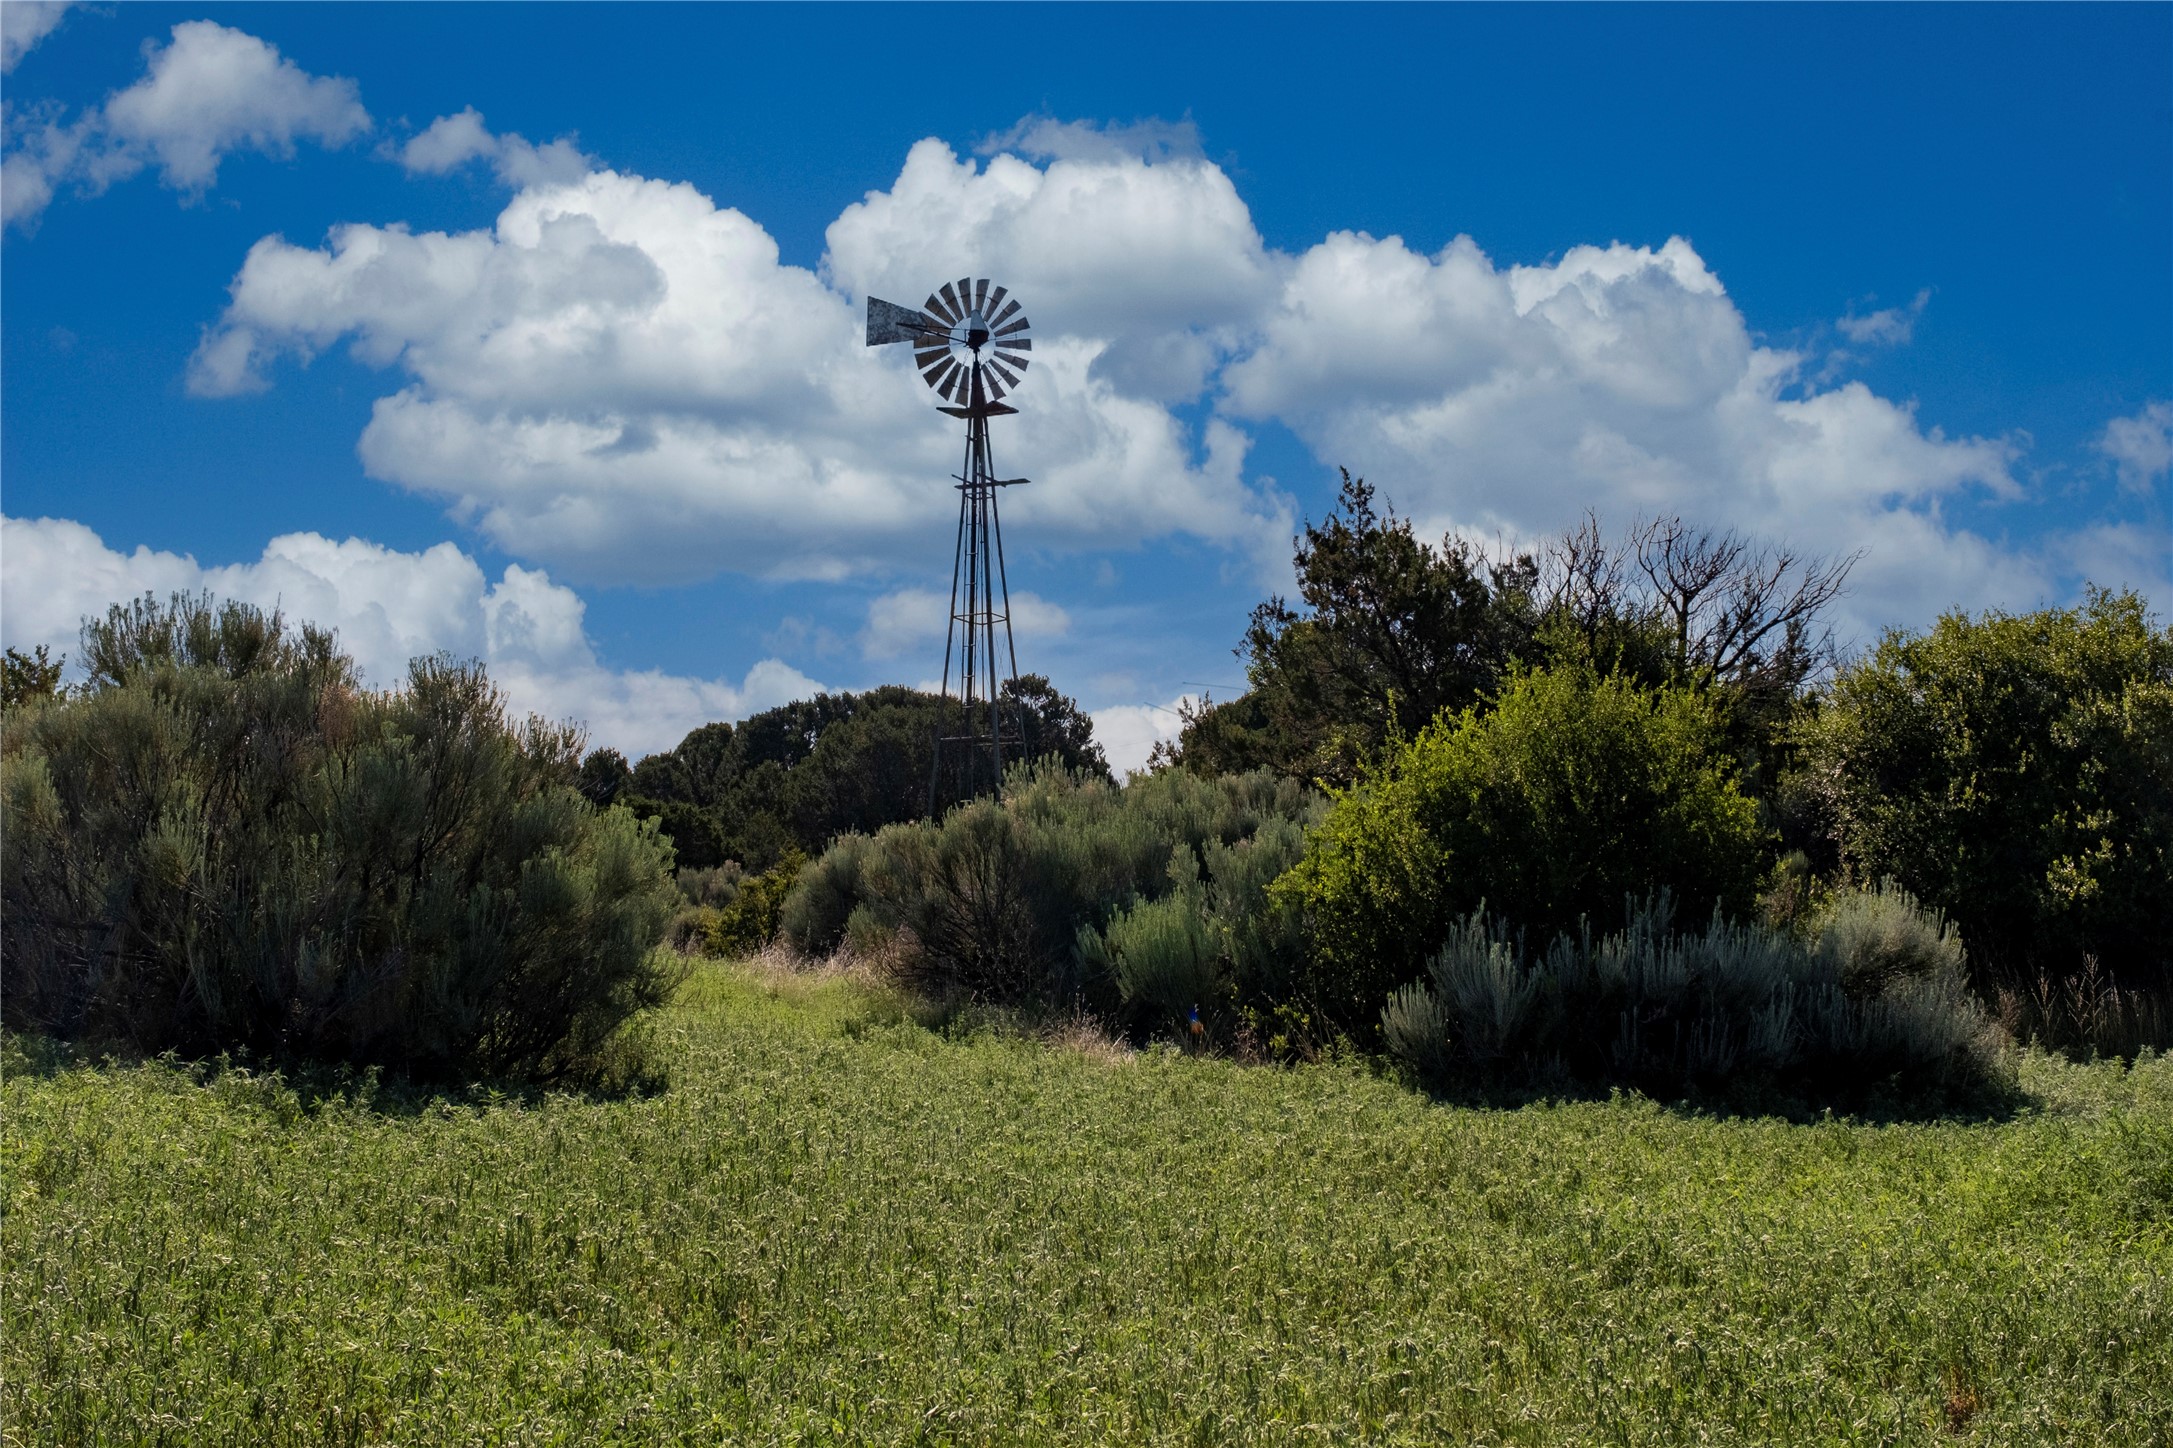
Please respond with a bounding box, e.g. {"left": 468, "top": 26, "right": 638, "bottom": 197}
{"left": 859, "top": 587, "right": 1072, "bottom": 660}
{"left": 0, "top": 515, "right": 818, "bottom": 759}
{"left": 826, "top": 134, "right": 1278, "bottom": 402}
{"left": 1087, "top": 695, "right": 1194, "bottom": 779}
{"left": 3, "top": 20, "right": 368, "bottom": 228}
{"left": 396, "top": 106, "right": 592, "bottom": 189}
{"left": 1, "top": 1, "right": 71, "bottom": 73}
{"left": 189, "top": 152, "right": 1294, "bottom": 584}
{"left": 1220, "top": 231, "right": 2023, "bottom": 636}
{"left": 2098, "top": 400, "right": 2172, "bottom": 496}
{"left": 177, "top": 116, "right": 2095, "bottom": 643}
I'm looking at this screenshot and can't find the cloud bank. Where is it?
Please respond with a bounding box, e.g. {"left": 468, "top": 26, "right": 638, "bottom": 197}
{"left": 175, "top": 115, "right": 2097, "bottom": 644}
{"left": 0, "top": 515, "right": 819, "bottom": 759}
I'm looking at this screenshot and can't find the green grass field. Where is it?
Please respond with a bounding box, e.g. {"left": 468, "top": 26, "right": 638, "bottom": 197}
{"left": 5, "top": 960, "right": 2169, "bottom": 1446}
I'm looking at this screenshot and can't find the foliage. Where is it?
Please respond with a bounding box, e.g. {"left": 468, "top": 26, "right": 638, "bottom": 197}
{"left": 1, "top": 645, "right": 66, "bottom": 710}
{"left": 611, "top": 676, "right": 1110, "bottom": 872}
{"left": 1164, "top": 478, "right": 1855, "bottom": 792}
{"left": 1276, "top": 665, "right": 1771, "bottom": 1042}
{"left": 786, "top": 763, "right": 1323, "bottom": 1013}
{"left": 6, "top": 961, "right": 2168, "bottom": 1444}
{"left": 702, "top": 851, "right": 805, "bottom": 957}
{"left": 1167, "top": 470, "right": 1536, "bottom": 783}
{"left": 1379, "top": 886, "right": 2011, "bottom": 1106}
{"left": 0, "top": 592, "right": 682, "bottom": 1081}
{"left": 1797, "top": 587, "right": 2173, "bottom": 996}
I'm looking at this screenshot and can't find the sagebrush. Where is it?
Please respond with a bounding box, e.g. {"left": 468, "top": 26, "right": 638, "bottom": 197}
{"left": 1, "top": 593, "right": 682, "bottom": 1081}
{"left": 1380, "top": 883, "right": 2012, "bottom": 1105}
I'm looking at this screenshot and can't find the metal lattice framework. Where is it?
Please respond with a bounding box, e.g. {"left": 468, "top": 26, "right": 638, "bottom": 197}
{"left": 866, "top": 279, "right": 1035, "bottom": 805}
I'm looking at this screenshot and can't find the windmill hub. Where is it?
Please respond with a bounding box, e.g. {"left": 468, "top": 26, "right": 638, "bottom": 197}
{"left": 865, "top": 278, "right": 1037, "bottom": 804}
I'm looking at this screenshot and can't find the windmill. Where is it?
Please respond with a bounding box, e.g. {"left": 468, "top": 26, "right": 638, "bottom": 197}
{"left": 865, "top": 278, "right": 1035, "bottom": 807}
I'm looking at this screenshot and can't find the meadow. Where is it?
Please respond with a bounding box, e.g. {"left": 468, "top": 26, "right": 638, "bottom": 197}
{"left": 5, "top": 959, "right": 2169, "bottom": 1447}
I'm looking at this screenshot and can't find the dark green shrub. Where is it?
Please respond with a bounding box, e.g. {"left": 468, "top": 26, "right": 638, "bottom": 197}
{"left": 784, "top": 763, "right": 1323, "bottom": 1011}
{"left": 614, "top": 677, "right": 1112, "bottom": 874}
{"left": 1074, "top": 816, "right": 1315, "bottom": 1046}
{"left": 703, "top": 851, "right": 804, "bottom": 957}
{"left": 1797, "top": 588, "right": 2172, "bottom": 1002}
{"left": 2, "top": 645, "right": 65, "bottom": 709}
{"left": 1, "top": 593, "right": 682, "bottom": 1082}
{"left": 1380, "top": 887, "right": 2011, "bottom": 1106}
{"left": 1275, "top": 665, "right": 1771, "bottom": 1042}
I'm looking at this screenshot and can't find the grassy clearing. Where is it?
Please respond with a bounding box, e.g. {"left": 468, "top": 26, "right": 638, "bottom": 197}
{"left": 5, "top": 960, "right": 2169, "bottom": 1446}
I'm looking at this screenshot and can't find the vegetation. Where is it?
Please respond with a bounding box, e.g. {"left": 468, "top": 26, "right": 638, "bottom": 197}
{"left": 590, "top": 678, "right": 1109, "bottom": 873}
{"left": 1, "top": 594, "right": 681, "bottom": 1082}
{"left": 1381, "top": 884, "right": 2011, "bottom": 1107}
{"left": 1172, "top": 470, "right": 1537, "bottom": 784}
{"left": 1167, "top": 473, "right": 1853, "bottom": 789}
{"left": 6, "top": 961, "right": 2167, "bottom": 1445}
{"left": 1, "top": 644, "right": 66, "bottom": 710}
{"left": 782, "top": 763, "right": 1322, "bottom": 1019}
{"left": 1274, "top": 665, "right": 1771, "bottom": 1043}
{"left": 1796, "top": 588, "right": 2173, "bottom": 1008}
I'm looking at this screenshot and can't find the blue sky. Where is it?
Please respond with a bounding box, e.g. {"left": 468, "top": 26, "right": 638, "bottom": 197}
{"left": 4, "top": 2, "right": 2167, "bottom": 769}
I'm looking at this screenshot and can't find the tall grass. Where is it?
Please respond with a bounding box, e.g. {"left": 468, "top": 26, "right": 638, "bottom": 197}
{"left": 6, "top": 960, "right": 2168, "bottom": 1445}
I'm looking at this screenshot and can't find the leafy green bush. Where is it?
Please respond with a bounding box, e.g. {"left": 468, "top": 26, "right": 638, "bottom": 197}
{"left": 703, "top": 851, "right": 804, "bottom": 957}
{"left": 1276, "top": 665, "right": 1771, "bottom": 1042}
{"left": 783, "top": 763, "right": 1323, "bottom": 1012}
{"left": 1380, "top": 886, "right": 2011, "bottom": 1105}
{"left": 1, "top": 593, "right": 682, "bottom": 1081}
{"left": 1797, "top": 587, "right": 2172, "bottom": 999}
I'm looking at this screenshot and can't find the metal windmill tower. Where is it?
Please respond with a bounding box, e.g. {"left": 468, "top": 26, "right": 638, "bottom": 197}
{"left": 865, "top": 278, "right": 1035, "bottom": 806}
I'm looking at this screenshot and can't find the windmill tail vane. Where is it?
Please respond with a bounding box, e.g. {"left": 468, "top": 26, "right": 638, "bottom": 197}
{"left": 866, "top": 278, "right": 1036, "bottom": 809}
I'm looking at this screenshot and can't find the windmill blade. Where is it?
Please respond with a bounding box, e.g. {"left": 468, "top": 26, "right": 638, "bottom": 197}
{"left": 988, "top": 359, "right": 1020, "bottom": 390}
{"left": 956, "top": 279, "right": 975, "bottom": 315}
{"left": 924, "top": 288, "right": 959, "bottom": 324}
{"left": 921, "top": 356, "right": 952, "bottom": 390}
{"left": 938, "top": 281, "right": 966, "bottom": 321}
{"left": 998, "top": 337, "right": 1032, "bottom": 354}
{"left": 990, "top": 298, "right": 1022, "bottom": 329}
{"left": 984, "top": 284, "right": 1008, "bottom": 319}
{"left": 914, "top": 345, "right": 949, "bottom": 370}
{"left": 972, "top": 278, "right": 991, "bottom": 315}
{"left": 940, "top": 361, "right": 967, "bottom": 401}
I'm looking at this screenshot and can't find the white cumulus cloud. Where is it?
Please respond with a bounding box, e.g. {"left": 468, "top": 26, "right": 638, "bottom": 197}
{"left": 2098, "top": 400, "right": 2173, "bottom": 496}
{"left": 188, "top": 152, "right": 1295, "bottom": 585}
{"left": 1087, "top": 695, "right": 1194, "bottom": 779}
{"left": 395, "top": 106, "right": 592, "bottom": 189}
{"left": 3, "top": 20, "right": 369, "bottom": 228}
{"left": 1220, "top": 230, "right": 2023, "bottom": 637}
{"left": 175, "top": 116, "right": 2105, "bottom": 643}
{"left": 0, "top": 515, "right": 819, "bottom": 760}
